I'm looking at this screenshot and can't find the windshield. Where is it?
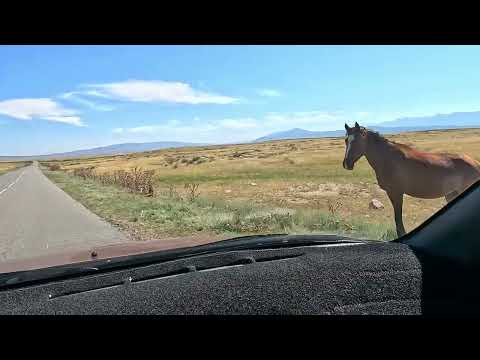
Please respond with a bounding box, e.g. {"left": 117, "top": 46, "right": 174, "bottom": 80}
{"left": 1, "top": 45, "right": 479, "bottom": 272}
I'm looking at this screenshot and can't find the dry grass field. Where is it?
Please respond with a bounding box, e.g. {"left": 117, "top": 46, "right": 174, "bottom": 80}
{"left": 42, "top": 128, "right": 480, "bottom": 243}
{"left": 0, "top": 161, "right": 31, "bottom": 176}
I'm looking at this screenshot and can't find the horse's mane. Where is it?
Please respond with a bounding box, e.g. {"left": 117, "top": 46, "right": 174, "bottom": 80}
{"left": 365, "top": 127, "right": 416, "bottom": 152}
{"left": 365, "top": 128, "right": 384, "bottom": 142}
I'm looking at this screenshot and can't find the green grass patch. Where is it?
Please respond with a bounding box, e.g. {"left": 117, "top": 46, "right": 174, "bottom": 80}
{"left": 44, "top": 170, "right": 394, "bottom": 242}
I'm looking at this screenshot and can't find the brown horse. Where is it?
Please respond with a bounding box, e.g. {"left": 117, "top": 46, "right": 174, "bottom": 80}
{"left": 343, "top": 122, "right": 480, "bottom": 237}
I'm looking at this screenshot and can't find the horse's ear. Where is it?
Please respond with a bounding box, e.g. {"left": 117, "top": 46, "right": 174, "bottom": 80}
{"left": 345, "top": 123, "right": 350, "bottom": 131}
{"left": 354, "top": 122, "right": 360, "bottom": 129}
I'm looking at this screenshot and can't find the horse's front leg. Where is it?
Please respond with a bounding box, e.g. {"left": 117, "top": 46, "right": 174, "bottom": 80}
{"left": 387, "top": 191, "right": 406, "bottom": 237}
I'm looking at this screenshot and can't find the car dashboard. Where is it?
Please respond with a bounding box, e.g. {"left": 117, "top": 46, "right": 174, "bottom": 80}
{"left": 0, "top": 241, "right": 431, "bottom": 315}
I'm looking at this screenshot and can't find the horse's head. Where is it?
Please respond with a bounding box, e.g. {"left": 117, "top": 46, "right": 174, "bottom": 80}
{"left": 343, "top": 122, "right": 367, "bottom": 170}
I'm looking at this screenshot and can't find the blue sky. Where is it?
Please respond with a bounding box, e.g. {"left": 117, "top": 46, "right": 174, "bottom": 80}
{"left": 2, "top": 45, "right": 480, "bottom": 155}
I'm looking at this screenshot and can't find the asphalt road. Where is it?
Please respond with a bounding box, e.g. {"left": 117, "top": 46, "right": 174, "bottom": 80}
{"left": 0, "top": 162, "right": 128, "bottom": 261}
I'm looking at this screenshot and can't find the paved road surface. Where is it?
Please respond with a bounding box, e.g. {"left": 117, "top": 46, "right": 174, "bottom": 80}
{"left": 0, "top": 162, "right": 127, "bottom": 261}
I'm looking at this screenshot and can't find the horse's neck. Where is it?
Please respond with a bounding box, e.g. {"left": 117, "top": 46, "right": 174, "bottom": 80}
{"left": 365, "top": 136, "right": 395, "bottom": 177}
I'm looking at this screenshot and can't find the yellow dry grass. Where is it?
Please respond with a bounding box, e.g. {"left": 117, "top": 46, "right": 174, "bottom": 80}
{"left": 0, "top": 161, "right": 30, "bottom": 175}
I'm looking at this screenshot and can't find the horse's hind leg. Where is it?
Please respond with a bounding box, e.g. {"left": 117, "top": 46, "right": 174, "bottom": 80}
{"left": 445, "top": 191, "right": 459, "bottom": 203}
{"left": 387, "top": 191, "right": 406, "bottom": 237}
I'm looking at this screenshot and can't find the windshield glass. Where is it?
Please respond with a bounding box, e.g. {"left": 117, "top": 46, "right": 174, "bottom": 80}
{"left": 1, "top": 45, "right": 479, "bottom": 272}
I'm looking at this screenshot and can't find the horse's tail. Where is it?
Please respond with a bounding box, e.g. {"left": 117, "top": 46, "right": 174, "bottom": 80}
{"left": 462, "top": 154, "right": 480, "bottom": 176}
{"left": 471, "top": 156, "right": 480, "bottom": 172}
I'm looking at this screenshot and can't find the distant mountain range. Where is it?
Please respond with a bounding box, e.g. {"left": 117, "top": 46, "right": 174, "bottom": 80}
{"left": 254, "top": 128, "right": 345, "bottom": 142}
{"left": 252, "top": 125, "right": 470, "bottom": 142}
{"left": 2, "top": 111, "right": 480, "bottom": 161}
{"left": 0, "top": 141, "right": 206, "bottom": 161}
{"left": 253, "top": 111, "right": 480, "bottom": 142}
{"left": 380, "top": 111, "right": 480, "bottom": 128}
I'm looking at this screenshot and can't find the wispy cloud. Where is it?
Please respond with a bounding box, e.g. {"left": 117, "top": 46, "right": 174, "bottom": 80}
{"left": 59, "top": 92, "right": 115, "bottom": 111}
{"left": 256, "top": 88, "right": 282, "bottom": 97}
{"left": 83, "top": 80, "right": 239, "bottom": 105}
{"left": 263, "top": 110, "right": 350, "bottom": 129}
{"left": 0, "top": 98, "right": 84, "bottom": 126}
{"left": 218, "top": 118, "right": 258, "bottom": 129}
{"left": 110, "top": 110, "right": 360, "bottom": 144}
{"left": 114, "top": 122, "right": 218, "bottom": 135}
{"left": 126, "top": 125, "right": 163, "bottom": 134}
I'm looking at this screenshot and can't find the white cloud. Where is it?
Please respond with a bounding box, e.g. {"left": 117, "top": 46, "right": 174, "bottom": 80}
{"left": 128, "top": 126, "right": 160, "bottom": 134}
{"left": 84, "top": 80, "right": 239, "bottom": 105}
{"left": 112, "top": 111, "right": 352, "bottom": 143}
{"left": 257, "top": 88, "right": 282, "bottom": 97}
{"left": 83, "top": 90, "right": 113, "bottom": 99}
{"left": 0, "top": 98, "right": 84, "bottom": 126}
{"left": 219, "top": 118, "right": 258, "bottom": 129}
{"left": 59, "top": 92, "right": 115, "bottom": 111}
{"left": 112, "top": 118, "right": 258, "bottom": 136}
{"left": 264, "top": 111, "right": 347, "bottom": 130}
{"left": 110, "top": 110, "right": 371, "bottom": 144}
{"left": 116, "top": 122, "right": 218, "bottom": 136}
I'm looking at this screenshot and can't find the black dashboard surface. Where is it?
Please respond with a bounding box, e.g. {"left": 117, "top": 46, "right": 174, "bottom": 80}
{"left": 4, "top": 179, "right": 480, "bottom": 315}
{"left": 1, "top": 240, "right": 472, "bottom": 315}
